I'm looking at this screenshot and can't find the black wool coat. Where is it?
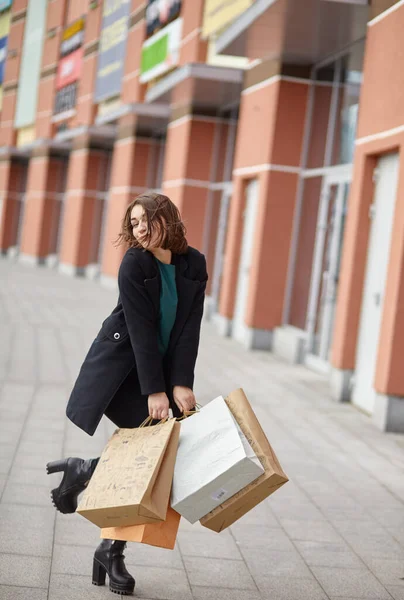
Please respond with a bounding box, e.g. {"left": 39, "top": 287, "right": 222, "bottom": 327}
{"left": 66, "top": 246, "right": 208, "bottom": 436}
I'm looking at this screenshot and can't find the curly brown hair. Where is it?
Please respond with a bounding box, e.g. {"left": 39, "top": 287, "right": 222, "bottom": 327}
{"left": 116, "top": 191, "right": 188, "bottom": 254}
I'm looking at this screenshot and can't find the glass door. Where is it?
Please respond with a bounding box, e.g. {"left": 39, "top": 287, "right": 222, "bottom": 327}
{"left": 305, "top": 169, "right": 350, "bottom": 371}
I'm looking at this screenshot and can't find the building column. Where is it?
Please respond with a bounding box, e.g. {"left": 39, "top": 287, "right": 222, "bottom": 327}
{"left": 217, "top": 77, "right": 309, "bottom": 349}
{"left": 100, "top": 115, "right": 163, "bottom": 285}
{"left": 18, "top": 149, "right": 67, "bottom": 264}
{"left": 162, "top": 114, "right": 222, "bottom": 251}
{"left": 329, "top": 151, "right": 374, "bottom": 401}
{"left": 330, "top": 142, "right": 404, "bottom": 432}
{"left": 58, "top": 137, "right": 110, "bottom": 275}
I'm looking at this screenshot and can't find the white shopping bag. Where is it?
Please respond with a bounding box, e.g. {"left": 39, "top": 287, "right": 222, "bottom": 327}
{"left": 171, "top": 395, "right": 264, "bottom": 523}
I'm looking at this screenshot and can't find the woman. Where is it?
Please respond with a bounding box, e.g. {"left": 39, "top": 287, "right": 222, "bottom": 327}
{"left": 46, "top": 192, "right": 208, "bottom": 596}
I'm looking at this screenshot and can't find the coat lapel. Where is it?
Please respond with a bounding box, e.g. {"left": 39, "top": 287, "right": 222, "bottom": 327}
{"left": 143, "top": 251, "right": 161, "bottom": 317}
{"left": 144, "top": 276, "right": 160, "bottom": 316}
{"left": 168, "top": 254, "right": 199, "bottom": 353}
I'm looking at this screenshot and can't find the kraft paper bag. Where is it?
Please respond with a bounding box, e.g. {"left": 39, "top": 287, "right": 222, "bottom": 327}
{"left": 171, "top": 395, "right": 265, "bottom": 524}
{"left": 200, "top": 388, "right": 288, "bottom": 533}
{"left": 101, "top": 507, "right": 181, "bottom": 550}
{"left": 76, "top": 419, "right": 180, "bottom": 529}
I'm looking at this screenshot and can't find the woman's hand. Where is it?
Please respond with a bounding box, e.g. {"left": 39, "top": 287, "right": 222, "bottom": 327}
{"left": 148, "top": 392, "right": 170, "bottom": 420}
{"left": 173, "top": 386, "right": 196, "bottom": 413}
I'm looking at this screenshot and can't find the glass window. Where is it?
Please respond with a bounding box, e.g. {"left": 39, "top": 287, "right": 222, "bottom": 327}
{"left": 307, "top": 64, "right": 336, "bottom": 170}
{"left": 332, "top": 41, "right": 365, "bottom": 165}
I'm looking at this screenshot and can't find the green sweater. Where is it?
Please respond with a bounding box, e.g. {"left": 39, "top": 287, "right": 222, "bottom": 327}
{"left": 156, "top": 260, "right": 178, "bottom": 355}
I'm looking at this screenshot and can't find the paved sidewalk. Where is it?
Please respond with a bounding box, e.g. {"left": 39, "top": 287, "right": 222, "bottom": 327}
{"left": 1, "top": 259, "right": 404, "bottom": 600}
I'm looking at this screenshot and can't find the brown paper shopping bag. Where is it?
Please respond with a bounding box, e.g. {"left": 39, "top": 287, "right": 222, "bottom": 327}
{"left": 76, "top": 419, "right": 180, "bottom": 529}
{"left": 101, "top": 507, "right": 181, "bottom": 550}
{"left": 200, "top": 389, "right": 288, "bottom": 532}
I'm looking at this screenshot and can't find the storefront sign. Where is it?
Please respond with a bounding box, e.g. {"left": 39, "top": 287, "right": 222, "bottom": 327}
{"left": 145, "top": 0, "right": 181, "bottom": 37}
{"left": 140, "top": 17, "right": 182, "bottom": 83}
{"left": 54, "top": 82, "right": 77, "bottom": 115}
{"left": 0, "top": 0, "right": 12, "bottom": 11}
{"left": 14, "top": 0, "right": 47, "bottom": 128}
{"left": 56, "top": 47, "right": 83, "bottom": 90}
{"left": 54, "top": 17, "right": 85, "bottom": 114}
{"left": 94, "top": 0, "right": 131, "bottom": 102}
{"left": 202, "top": 0, "right": 253, "bottom": 37}
{"left": 60, "top": 17, "right": 85, "bottom": 56}
{"left": 0, "top": 7, "right": 10, "bottom": 108}
{"left": 0, "top": 35, "right": 7, "bottom": 84}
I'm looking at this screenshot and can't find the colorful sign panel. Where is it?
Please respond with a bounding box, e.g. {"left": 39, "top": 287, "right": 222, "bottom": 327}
{"left": 0, "top": 0, "right": 12, "bottom": 11}
{"left": 0, "top": 35, "right": 7, "bottom": 84}
{"left": 54, "top": 17, "right": 84, "bottom": 115}
{"left": 94, "top": 0, "right": 131, "bottom": 102}
{"left": 60, "top": 17, "right": 84, "bottom": 56}
{"left": 202, "top": 0, "right": 254, "bottom": 37}
{"left": 14, "top": 0, "right": 47, "bottom": 128}
{"left": 56, "top": 47, "right": 83, "bottom": 90}
{"left": 0, "top": 7, "right": 10, "bottom": 108}
{"left": 140, "top": 17, "right": 182, "bottom": 83}
{"left": 54, "top": 82, "right": 77, "bottom": 115}
{"left": 145, "top": 0, "right": 181, "bottom": 37}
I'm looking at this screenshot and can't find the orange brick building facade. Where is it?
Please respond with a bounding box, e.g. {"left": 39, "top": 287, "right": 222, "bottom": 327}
{"left": 2, "top": 0, "right": 404, "bottom": 432}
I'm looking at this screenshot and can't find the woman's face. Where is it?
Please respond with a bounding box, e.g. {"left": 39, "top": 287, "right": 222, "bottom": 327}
{"left": 130, "top": 204, "right": 161, "bottom": 249}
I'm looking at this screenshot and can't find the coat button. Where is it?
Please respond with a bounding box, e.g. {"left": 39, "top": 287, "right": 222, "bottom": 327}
{"left": 114, "top": 332, "right": 120, "bottom": 340}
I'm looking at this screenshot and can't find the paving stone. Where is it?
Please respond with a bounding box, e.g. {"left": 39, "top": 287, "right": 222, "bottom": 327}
{"left": 270, "top": 501, "right": 325, "bottom": 521}
{"left": 321, "top": 506, "right": 374, "bottom": 522}
{"left": 0, "top": 457, "right": 12, "bottom": 475}
{"left": 0, "top": 554, "right": 51, "bottom": 588}
{"left": 0, "top": 587, "right": 48, "bottom": 600}
{"left": 229, "top": 524, "right": 295, "bottom": 551}
{"left": 241, "top": 547, "right": 313, "bottom": 578}
{"left": 279, "top": 518, "right": 344, "bottom": 544}
{"left": 37, "top": 329, "right": 67, "bottom": 384}
{"left": 177, "top": 530, "right": 243, "bottom": 560}
{"left": 0, "top": 427, "right": 23, "bottom": 445}
{"left": 2, "top": 482, "right": 52, "bottom": 507}
{"left": 23, "top": 418, "right": 64, "bottom": 435}
{"left": 311, "top": 566, "right": 392, "bottom": 598}
{"left": 0, "top": 504, "right": 54, "bottom": 557}
{"left": 183, "top": 556, "right": 256, "bottom": 590}
{"left": 51, "top": 544, "right": 93, "bottom": 576}
{"left": 128, "top": 566, "right": 192, "bottom": 600}
{"left": 0, "top": 445, "right": 18, "bottom": 461}
{"left": 254, "top": 575, "right": 328, "bottom": 599}
{"left": 7, "top": 466, "right": 53, "bottom": 487}
{"left": 54, "top": 514, "right": 101, "bottom": 548}
{"left": 192, "top": 587, "right": 263, "bottom": 600}
{"left": 337, "top": 523, "right": 404, "bottom": 559}
{"left": 48, "top": 573, "right": 114, "bottom": 600}
{"left": 125, "top": 542, "right": 184, "bottom": 570}
{"left": 16, "top": 439, "right": 63, "bottom": 457}
{"left": 361, "top": 558, "right": 404, "bottom": 586}
{"left": 232, "top": 501, "right": 280, "bottom": 527}
{"left": 386, "top": 586, "right": 404, "bottom": 600}
{"left": 367, "top": 507, "right": 404, "bottom": 529}
{"left": 294, "top": 540, "right": 364, "bottom": 569}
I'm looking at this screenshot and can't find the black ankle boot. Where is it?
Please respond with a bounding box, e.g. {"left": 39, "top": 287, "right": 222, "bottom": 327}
{"left": 46, "top": 457, "right": 99, "bottom": 514}
{"left": 92, "top": 539, "right": 135, "bottom": 596}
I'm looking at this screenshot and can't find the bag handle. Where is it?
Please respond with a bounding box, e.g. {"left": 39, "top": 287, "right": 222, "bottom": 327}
{"left": 139, "top": 416, "right": 170, "bottom": 428}
{"left": 176, "top": 404, "right": 201, "bottom": 421}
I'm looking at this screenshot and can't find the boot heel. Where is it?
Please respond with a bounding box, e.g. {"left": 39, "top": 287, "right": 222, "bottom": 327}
{"left": 92, "top": 559, "right": 106, "bottom": 586}
{"left": 46, "top": 459, "right": 68, "bottom": 475}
